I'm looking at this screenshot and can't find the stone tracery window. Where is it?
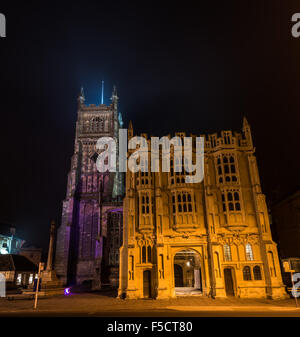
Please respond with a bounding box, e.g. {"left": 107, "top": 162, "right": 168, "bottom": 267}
{"left": 141, "top": 243, "right": 152, "bottom": 264}
{"left": 216, "top": 154, "right": 238, "bottom": 184}
{"left": 223, "top": 244, "right": 232, "bottom": 261}
{"left": 172, "top": 191, "right": 193, "bottom": 213}
{"left": 141, "top": 193, "right": 152, "bottom": 214}
{"left": 245, "top": 243, "right": 254, "bottom": 261}
{"left": 253, "top": 265, "right": 262, "bottom": 280}
{"left": 221, "top": 190, "right": 242, "bottom": 213}
{"left": 243, "top": 266, "right": 252, "bottom": 280}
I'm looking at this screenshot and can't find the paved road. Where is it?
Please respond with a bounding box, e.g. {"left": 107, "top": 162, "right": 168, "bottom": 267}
{"left": 0, "top": 292, "right": 300, "bottom": 317}
{"left": 1, "top": 309, "right": 300, "bottom": 317}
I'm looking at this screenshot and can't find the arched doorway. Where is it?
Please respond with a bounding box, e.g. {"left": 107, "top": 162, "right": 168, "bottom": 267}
{"left": 224, "top": 268, "right": 235, "bottom": 296}
{"left": 174, "top": 250, "right": 202, "bottom": 295}
{"left": 143, "top": 270, "right": 152, "bottom": 298}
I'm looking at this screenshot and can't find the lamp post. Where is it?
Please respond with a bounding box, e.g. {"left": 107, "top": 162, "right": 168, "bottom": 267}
{"left": 34, "top": 262, "right": 44, "bottom": 310}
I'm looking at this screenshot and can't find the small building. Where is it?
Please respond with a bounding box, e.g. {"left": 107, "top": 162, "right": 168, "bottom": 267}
{"left": 0, "top": 254, "right": 38, "bottom": 288}
{"left": 272, "top": 192, "right": 300, "bottom": 290}
{"left": 0, "top": 223, "right": 25, "bottom": 255}
{"left": 20, "top": 246, "right": 42, "bottom": 266}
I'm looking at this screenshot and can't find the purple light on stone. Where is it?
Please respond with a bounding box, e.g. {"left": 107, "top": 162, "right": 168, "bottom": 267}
{"left": 110, "top": 208, "right": 122, "bottom": 213}
{"left": 64, "top": 288, "right": 71, "bottom": 295}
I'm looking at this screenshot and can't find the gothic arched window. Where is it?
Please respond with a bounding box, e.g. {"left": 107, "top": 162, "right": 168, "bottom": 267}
{"left": 253, "top": 266, "right": 262, "bottom": 280}
{"left": 147, "top": 246, "right": 152, "bottom": 263}
{"left": 246, "top": 243, "right": 254, "bottom": 261}
{"left": 142, "top": 246, "right": 146, "bottom": 263}
{"left": 223, "top": 244, "right": 232, "bottom": 261}
{"left": 243, "top": 266, "right": 252, "bottom": 280}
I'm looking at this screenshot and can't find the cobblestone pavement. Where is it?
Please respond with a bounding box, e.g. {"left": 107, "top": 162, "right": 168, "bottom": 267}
{"left": 0, "top": 291, "right": 299, "bottom": 316}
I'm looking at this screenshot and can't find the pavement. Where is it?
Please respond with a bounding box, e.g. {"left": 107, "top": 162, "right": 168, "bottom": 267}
{"left": 0, "top": 290, "right": 299, "bottom": 316}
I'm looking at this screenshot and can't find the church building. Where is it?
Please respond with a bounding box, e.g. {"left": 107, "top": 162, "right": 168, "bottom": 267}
{"left": 55, "top": 86, "right": 124, "bottom": 289}
{"left": 118, "top": 119, "right": 287, "bottom": 299}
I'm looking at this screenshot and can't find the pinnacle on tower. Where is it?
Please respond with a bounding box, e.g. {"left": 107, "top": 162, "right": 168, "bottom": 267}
{"left": 128, "top": 120, "right": 133, "bottom": 130}
{"left": 128, "top": 120, "right": 133, "bottom": 139}
{"left": 242, "top": 116, "right": 253, "bottom": 147}
{"left": 78, "top": 87, "right": 85, "bottom": 105}
{"left": 111, "top": 85, "right": 119, "bottom": 101}
{"left": 243, "top": 116, "right": 249, "bottom": 129}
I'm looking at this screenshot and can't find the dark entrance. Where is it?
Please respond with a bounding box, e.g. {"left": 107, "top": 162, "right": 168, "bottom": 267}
{"left": 143, "top": 270, "right": 151, "bottom": 298}
{"left": 174, "top": 264, "right": 183, "bottom": 287}
{"left": 224, "top": 268, "right": 235, "bottom": 296}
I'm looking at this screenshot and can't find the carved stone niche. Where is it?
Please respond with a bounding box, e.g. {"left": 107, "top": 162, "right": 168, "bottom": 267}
{"left": 171, "top": 223, "right": 198, "bottom": 233}
{"left": 223, "top": 216, "right": 247, "bottom": 232}
{"left": 224, "top": 212, "right": 247, "bottom": 232}
{"left": 225, "top": 225, "right": 247, "bottom": 232}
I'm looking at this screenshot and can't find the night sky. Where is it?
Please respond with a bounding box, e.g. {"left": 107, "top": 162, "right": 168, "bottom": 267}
{"left": 0, "top": 1, "right": 300, "bottom": 253}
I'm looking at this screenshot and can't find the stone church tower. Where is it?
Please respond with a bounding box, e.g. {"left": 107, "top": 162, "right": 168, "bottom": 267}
{"left": 55, "top": 86, "right": 124, "bottom": 288}
{"left": 118, "top": 119, "right": 287, "bottom": 299}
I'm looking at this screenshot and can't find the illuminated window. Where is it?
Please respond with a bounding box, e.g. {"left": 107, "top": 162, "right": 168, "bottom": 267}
{"left": 223, "top": 244, "right": 232, "bottom": 261}
{"left": 16, "top": 273, "right": 22, "bottom": 285}
{"left": 29, "top": 274, "right": 33, "bottom": 284}
{"left": 246, "top": 244, "right": 254, "bottom": 261}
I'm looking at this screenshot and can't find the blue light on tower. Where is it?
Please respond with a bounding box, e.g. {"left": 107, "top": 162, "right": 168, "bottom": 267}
{"left": 101, "top": 80, "right": 104, "bottom": 104}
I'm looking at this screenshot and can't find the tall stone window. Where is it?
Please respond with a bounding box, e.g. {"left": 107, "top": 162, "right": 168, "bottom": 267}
{"left": 141, "top": 193, "right": 151, "bottom": 214}
{"left": 222, "top": 190, "right": 242, "bottom": 213}
{"left": 175, "top": 192, "right": 193, "bottom": 213}
{"left": 216, "top": 154, "right": 238, "bottom": 184}
{"left": 142, "top": 246, "right": 146, "bottom": 263}
{"left": 141, "top": 243, "right": 152, "bottom": 264}
{"left": 223, "top": 244, "right": 232, "bottom": 261}
{"left": 243, "top": 266, "right": 252, "bottom": 280}
{"left": 253, "top": 265, "right": 262, "bottom": 280}
{"left": 245, "top": 243, "right": 254, "bottom": 261}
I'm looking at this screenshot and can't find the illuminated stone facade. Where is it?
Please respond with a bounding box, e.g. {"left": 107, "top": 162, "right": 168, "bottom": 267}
{"left": 119, "top": 119, "right": 287, "bottom": 299}
{"left": 55, "top": 87, "right": 124, "bottom": 288}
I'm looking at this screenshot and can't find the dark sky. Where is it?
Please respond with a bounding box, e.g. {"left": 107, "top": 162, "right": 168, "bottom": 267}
{"left": 0, "top": 1, "right": 300, "bottom": 253}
